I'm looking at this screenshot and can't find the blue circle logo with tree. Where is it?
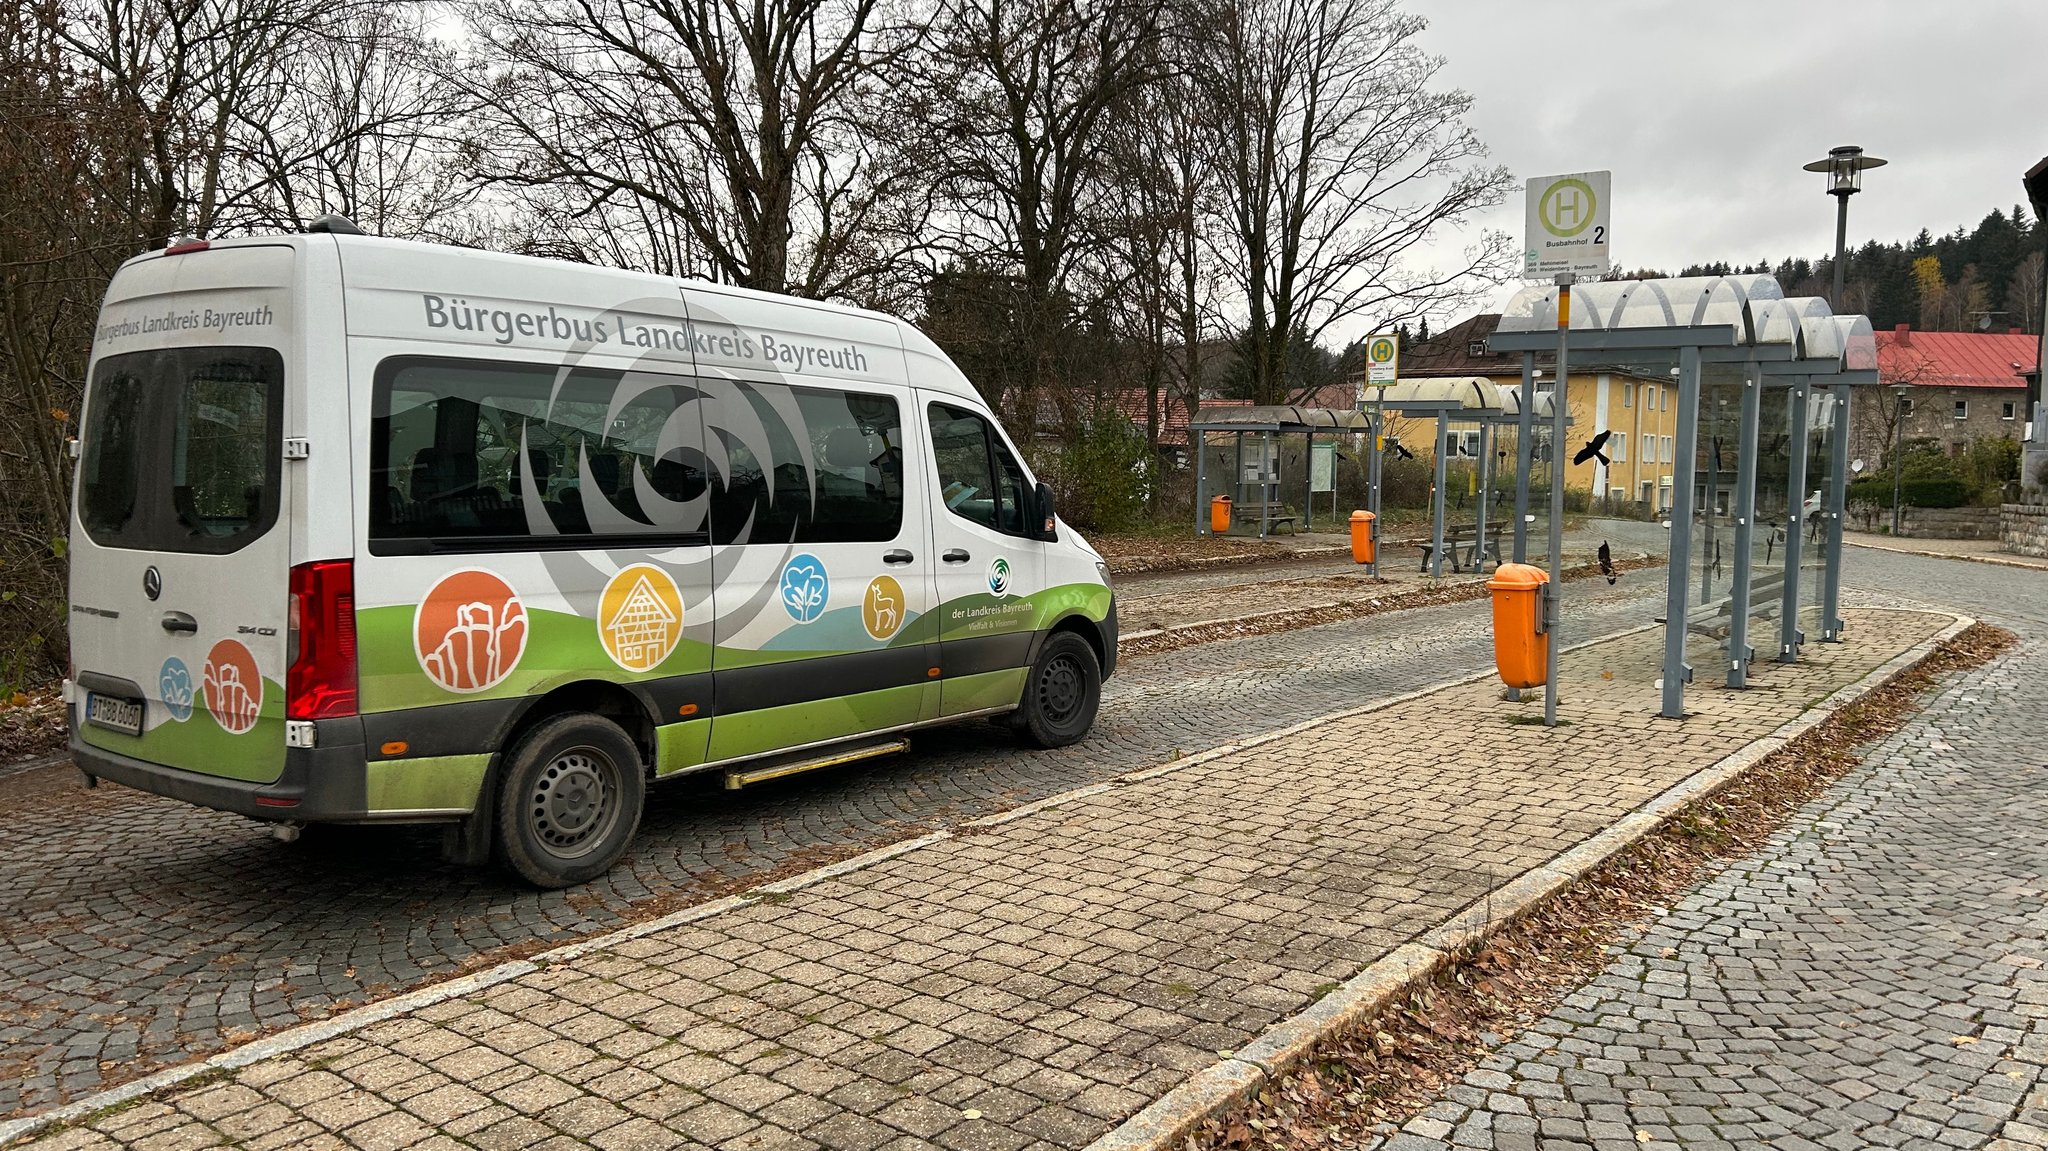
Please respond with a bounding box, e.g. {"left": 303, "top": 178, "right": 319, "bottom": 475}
{"left": 158, "top": 657, "right": 195, "bottom": 722}
{"left": 779, "top": 554, "right": 830, "bottom": 623}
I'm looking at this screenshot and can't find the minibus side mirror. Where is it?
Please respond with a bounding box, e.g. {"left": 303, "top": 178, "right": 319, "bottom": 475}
{"left": 1034, "top": 482, "right": 1058, "bottom": 541}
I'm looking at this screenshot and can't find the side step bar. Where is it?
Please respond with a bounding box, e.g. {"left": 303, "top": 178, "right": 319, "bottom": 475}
{"left": 723, "top": 739, "right": 910, "bottom": 790}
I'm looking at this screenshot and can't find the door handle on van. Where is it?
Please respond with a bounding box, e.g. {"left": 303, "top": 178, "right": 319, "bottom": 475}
{"left": 160, "top": 611, "right": 198, "bottom": 635}
{"left": 942, "top": 549, "right": 971, "bottom": 564}
{"left": 883, "top": 549, "right": 914, "bottom": 565}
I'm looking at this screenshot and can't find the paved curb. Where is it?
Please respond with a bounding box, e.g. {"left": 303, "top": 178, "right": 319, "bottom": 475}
{"left": 0, "top": 620, "right": 1665, "bottom": 1148}
{"left": 1117, "top": 552, "right": 1655, "bottom": 648}
{"left": 1846, "top": 539, "right": 2048, "bottom": 573}
{"left": 1082, "top": 609, "right": 1976, "bottom": 1151}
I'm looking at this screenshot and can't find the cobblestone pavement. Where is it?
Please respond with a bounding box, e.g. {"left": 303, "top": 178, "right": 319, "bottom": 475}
{"left": 1387, "top": 553, "right": 2048, "bottom": 1151}
{"left": 0, "top": 538, "right": 1671, "bottom": 1118}
{"left": 6, "top": 607, "right": 1947, "bottom": 1150}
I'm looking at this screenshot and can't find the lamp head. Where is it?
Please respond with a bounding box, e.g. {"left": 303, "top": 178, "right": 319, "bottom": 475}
{"left": 1803, "top": 145, "right": 1885, "bottom": 197}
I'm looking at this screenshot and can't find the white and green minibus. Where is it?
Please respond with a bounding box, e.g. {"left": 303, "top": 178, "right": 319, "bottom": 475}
{"left": 67, "top": 223, "right": 1116, "bottom": 886}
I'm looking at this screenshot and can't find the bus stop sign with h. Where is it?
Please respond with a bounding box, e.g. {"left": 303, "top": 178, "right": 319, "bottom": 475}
{"left": 1523, "top": 171, "right": 1610, "bottom": 726}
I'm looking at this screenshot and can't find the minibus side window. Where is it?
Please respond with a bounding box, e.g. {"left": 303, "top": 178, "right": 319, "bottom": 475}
{"left": 372, "top": 356, "right": 715, "bottom": 552}
{"left": 702, "top": 383, "right": 903, "bottom": 546}
{"left": 928, "top": 402, "right": 1029, "bottom": 538}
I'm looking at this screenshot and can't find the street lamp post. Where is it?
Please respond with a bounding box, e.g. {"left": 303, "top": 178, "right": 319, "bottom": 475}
{"left": 1890, "top": 384, "right": 1910, "bottom": 536}
{"left": 1803, "top": 145, "right": 1887, "bottom": 311}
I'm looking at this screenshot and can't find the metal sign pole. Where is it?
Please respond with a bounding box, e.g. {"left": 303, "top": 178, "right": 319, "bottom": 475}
{"left": 1515, "top": 352, "right": 1535, "bottom": 564}
{"left": 1431, "top": 412, "right": 1449, "bottom": 578}
{"left": 1367, "top": 400, "right": 1383, "bottom": 575}
{"left": 1545, "top": 274, "right": 1573, "bottom": 726}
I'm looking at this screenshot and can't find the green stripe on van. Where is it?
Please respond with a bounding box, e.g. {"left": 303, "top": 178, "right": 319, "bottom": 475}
{"left": 365, "top": 754, "right": 489, "bottom": 812}
{"left": 79, "top": 678, "right": 287, "bottom": 783}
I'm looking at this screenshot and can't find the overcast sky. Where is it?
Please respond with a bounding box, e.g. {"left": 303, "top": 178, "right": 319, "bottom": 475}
{"left": 1406, "top": 0, "right": 2048, "bottom": 312}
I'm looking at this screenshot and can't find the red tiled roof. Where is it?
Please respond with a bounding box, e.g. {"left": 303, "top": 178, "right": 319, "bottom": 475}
{"left": 1876, "top": 326, "right": 2035, "bottom": 390}
{"left": 1110, "top": 390, "right": 1251, "bottom": 446}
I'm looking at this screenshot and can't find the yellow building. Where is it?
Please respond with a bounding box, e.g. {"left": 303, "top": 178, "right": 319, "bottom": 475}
{"left": 1398, "top": 315, "right": 1680, "bottom": 513}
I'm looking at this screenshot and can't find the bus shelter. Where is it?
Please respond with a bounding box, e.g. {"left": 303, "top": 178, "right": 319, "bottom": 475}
{"left": 1376, "top": 378, "right": 1535, "bottom": 577}
{"left": 1191, "top": 405, "right": 1370, "bottom": 538}
{"left": 1488, "top": 274, "right": 1878, "bottom": 720}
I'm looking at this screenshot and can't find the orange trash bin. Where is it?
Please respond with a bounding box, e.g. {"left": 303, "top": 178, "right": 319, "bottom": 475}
{"left": 1487, "top": 563, "right": 1550, "bottom": 689}
{"left": 1210, "top": 495, "right": 1233, "bottom": 534}
{"left": 1349, "top": 510, "right": 1376, "bottom": 564}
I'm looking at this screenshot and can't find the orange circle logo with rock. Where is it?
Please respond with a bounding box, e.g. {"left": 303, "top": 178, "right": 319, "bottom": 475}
{"left": 861, "top": 575, "right": 906, "bottom": 641}
{"left": 599, "top": 564, "right": 684, "bottom": 672}
{"left": 415, "top": 569, "right": 527, "bottom": 693}
{"left": 202, "top": 638, "right": 262, "bottom": 735}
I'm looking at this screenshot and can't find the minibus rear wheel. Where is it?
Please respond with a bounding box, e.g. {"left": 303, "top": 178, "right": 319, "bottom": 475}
{"left": 495, "top": 713, "right": 646, "bottom": 888}
{"left": 1014, "top": 631, "right": 1101, "bottom": 749}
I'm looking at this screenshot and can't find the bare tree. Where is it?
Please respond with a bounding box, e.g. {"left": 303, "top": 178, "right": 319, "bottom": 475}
{"left": 462, "top": 0, "right": 921, "bottom": 297}
{"left": 2006, "top": 249, "right": 2044, "bottom": 336}
{"left": 245, "top": 6, "right": 481, "bottom": 238}
{"left": 906, "top": 0, "right": 1168, "bottom": 423}
{"left": 1201, "top": 0, "right": 1511, "bottom": 406}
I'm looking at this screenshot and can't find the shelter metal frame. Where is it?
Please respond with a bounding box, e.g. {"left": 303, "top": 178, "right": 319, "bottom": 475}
{"left": 1489, "top": 275, "right": 1877, "bottom": 720}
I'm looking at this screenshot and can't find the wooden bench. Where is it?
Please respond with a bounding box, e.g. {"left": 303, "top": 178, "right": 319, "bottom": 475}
{"left": 1231, "top": 501, "right": 1298, "bottom": 533}
{"left": 1418, "top": 524, "right": 1502, "bottom": 573}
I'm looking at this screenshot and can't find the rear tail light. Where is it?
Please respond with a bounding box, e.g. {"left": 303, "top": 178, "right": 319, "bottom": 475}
{"left": 165, "top": 238, "right": 210, "bottom": 255}
{"left": 287, "top": 560, "right": 357, "bottom": 720}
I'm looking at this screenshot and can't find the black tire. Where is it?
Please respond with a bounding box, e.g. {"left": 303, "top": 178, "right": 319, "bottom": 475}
{"left": 1013, "top": 631, "right": 1102, "bottom": 749}
{"left": 495, "top": 714, "right": 645, "bottom": 889}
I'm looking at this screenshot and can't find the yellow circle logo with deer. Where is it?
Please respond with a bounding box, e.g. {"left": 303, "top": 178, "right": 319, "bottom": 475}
{"left": 598, "top": 564, "right": 684, "bottom": 673}
{"left": 862, "top": 575, "right": 906, "bottom": 641}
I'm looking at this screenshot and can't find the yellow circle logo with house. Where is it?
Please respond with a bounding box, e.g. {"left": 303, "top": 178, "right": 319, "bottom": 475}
{"left": 862, "top": 575, "right": 906, "bottom": 641}
{"left": 598, "top": 564, "right": 684, "bottom": 672}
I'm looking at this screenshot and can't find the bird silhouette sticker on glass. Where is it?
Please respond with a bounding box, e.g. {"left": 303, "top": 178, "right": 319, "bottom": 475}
{"left": 1573, "top": 430, "right": 1612, "bottom": 467}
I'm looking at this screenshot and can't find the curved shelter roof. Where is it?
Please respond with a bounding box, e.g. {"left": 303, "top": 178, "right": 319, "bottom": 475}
{"left": 1187, "top": 404, "right": 1368, "bottom": 431}
{"left": 1374, "top": 377, "right": 1502, "bottom": 411}
{"left": 1488, "top": 273, "right": 1876, "bottom": 377}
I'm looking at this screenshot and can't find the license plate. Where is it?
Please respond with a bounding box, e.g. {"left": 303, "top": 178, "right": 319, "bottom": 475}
{"left": 86, "top": 692, "right": 144, "bottom": 736}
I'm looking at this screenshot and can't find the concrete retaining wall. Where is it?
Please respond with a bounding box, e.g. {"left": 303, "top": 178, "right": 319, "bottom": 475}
{"left": 2004, "top": 504, "right": 2048, "bottom": 558}
{"left": 1889, "top": 505, "right": 2003, "bottom": 540}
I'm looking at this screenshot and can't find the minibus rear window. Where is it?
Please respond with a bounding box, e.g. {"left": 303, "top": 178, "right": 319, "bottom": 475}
{"left": 78, "top": 347, "right": 284, "bottom": 554}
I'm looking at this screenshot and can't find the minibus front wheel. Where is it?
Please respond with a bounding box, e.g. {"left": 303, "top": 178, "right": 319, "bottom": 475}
{"left": 1013, "top": 631, "right": 1102, "bottom": 749}
{"left": 495, "top": 713, "right": 647, "bottom": 888}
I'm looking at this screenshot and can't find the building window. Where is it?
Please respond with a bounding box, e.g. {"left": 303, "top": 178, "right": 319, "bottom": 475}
{"left": 2003, "top": 401, "right": 2017, "bottom": 420}
{"left": 1467, "top": 340, "right": 1486, "bottom": 357}
{"left": 1898, "top": 396, "right": 1914, "bottom": 415}
{"left": 1621, "top": 383, "right": 1633, "bottom": 409}
{"left": 1954, "top": 399, "right": 1967, "bottom": 420}
{"left": 1641, "top": 436, "right": 1655, "bottom": 464}
{"left": 1662, "top": 435, "right": 1673, "bottom": 461}
{"left": 1610, "top": 432, "right": 1626, "bottom": 463}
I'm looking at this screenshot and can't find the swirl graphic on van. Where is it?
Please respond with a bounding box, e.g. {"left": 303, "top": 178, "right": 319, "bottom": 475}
{"left": 986, "top": 556, "right": 1012, "bottom": 598}
{"left": 415, "top": 569, "right": 528, "bottom": 693}
{"left": 779, "top": 554, "right": 830, "bottom": 623}
{"left": 202, "top": 639, "right": 262, "bottom": 735}
{"left": 158, "top": 657, "right": 195, "bottom": 722}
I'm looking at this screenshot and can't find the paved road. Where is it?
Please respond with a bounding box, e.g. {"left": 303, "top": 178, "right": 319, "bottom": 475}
{"left": 0, "top": 523, "right": 1669, "bottom": 1118}
{"left": 1388, "top": 552, "right": 2048, "bottom": 1151}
